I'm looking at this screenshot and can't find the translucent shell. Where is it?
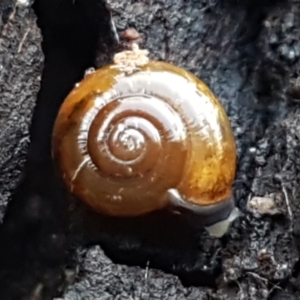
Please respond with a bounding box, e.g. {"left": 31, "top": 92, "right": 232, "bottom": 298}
{"left": 52, "top": 61, "right": 236, "bottom": 217}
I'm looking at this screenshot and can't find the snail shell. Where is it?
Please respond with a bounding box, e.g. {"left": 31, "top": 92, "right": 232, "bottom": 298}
{"left": 52, "top": 53, "right": 237, "bottom": 219}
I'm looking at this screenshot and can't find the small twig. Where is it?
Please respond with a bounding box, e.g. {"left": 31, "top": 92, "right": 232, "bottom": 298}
{"left": 145, "top": 260, "right": 150, "bottom": 280}
{"left": 109, "top": 10, "right": 120, "bottom": 44}
{"left": 246, "top": 271, "right": 268, "bottom": 283}
{"left": 268, "top": 283, "right": 283, "bottom": 295}
{"left": 235, "top": 280, "right": 247, "bottom": 300}
{"left": 18, "top": 27, "right": 30, "bottom": 53}
{"left": 281, "top": 182, "right": 293, "bottom": 222}
{"left": 139, "top": 261, "right": 150, "bottom": 300}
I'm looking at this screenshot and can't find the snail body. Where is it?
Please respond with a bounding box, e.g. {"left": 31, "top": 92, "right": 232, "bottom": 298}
{"left": 52, "top": 47, "right": 237, "bottom": 232}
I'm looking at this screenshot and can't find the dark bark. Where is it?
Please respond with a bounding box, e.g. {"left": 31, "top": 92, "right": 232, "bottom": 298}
{"left": 1, "top": 0, "right": 300, "bottom": 299}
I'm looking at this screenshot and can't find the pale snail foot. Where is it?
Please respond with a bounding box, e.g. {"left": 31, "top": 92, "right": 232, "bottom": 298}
{"left": 167, "top": 189, "right": 240, "bottom": 237}
{"left": 204, "top": 207, "right": 240, "bottom": 238}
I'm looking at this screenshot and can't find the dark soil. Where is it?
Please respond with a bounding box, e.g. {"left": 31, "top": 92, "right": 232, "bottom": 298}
{"left": 1, "top": 0, "right": 300, "bottom": 299}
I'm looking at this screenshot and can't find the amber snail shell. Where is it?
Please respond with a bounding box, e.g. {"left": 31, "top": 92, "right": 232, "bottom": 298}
{"left": 52, "top": 45, "right": 237, "bottom": 221}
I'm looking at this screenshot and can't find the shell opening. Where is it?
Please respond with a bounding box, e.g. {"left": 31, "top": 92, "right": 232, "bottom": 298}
{"left": 167, "top": 188, "right": 239, "bottom": 237}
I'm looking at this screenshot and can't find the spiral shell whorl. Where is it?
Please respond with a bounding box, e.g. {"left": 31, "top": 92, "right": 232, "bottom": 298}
{"left": 52, "top": 61, "right": 236, "bottom": 216}
{"left": 86, "top": 93, "right": 187, "bottom": 179}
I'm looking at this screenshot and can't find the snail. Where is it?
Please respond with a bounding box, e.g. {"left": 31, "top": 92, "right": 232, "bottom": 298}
{"left": 52, "top": 43, "right": 239, "bottom": 237}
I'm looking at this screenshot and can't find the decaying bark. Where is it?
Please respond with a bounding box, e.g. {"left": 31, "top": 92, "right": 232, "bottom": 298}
{"left": 1, "top": 0, "right": 300, "bottom": 299}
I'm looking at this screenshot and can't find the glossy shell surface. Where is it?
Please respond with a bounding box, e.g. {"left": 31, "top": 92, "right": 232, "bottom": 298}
{"left": 52, "top": 61, "right": 236, "bottom": 216}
